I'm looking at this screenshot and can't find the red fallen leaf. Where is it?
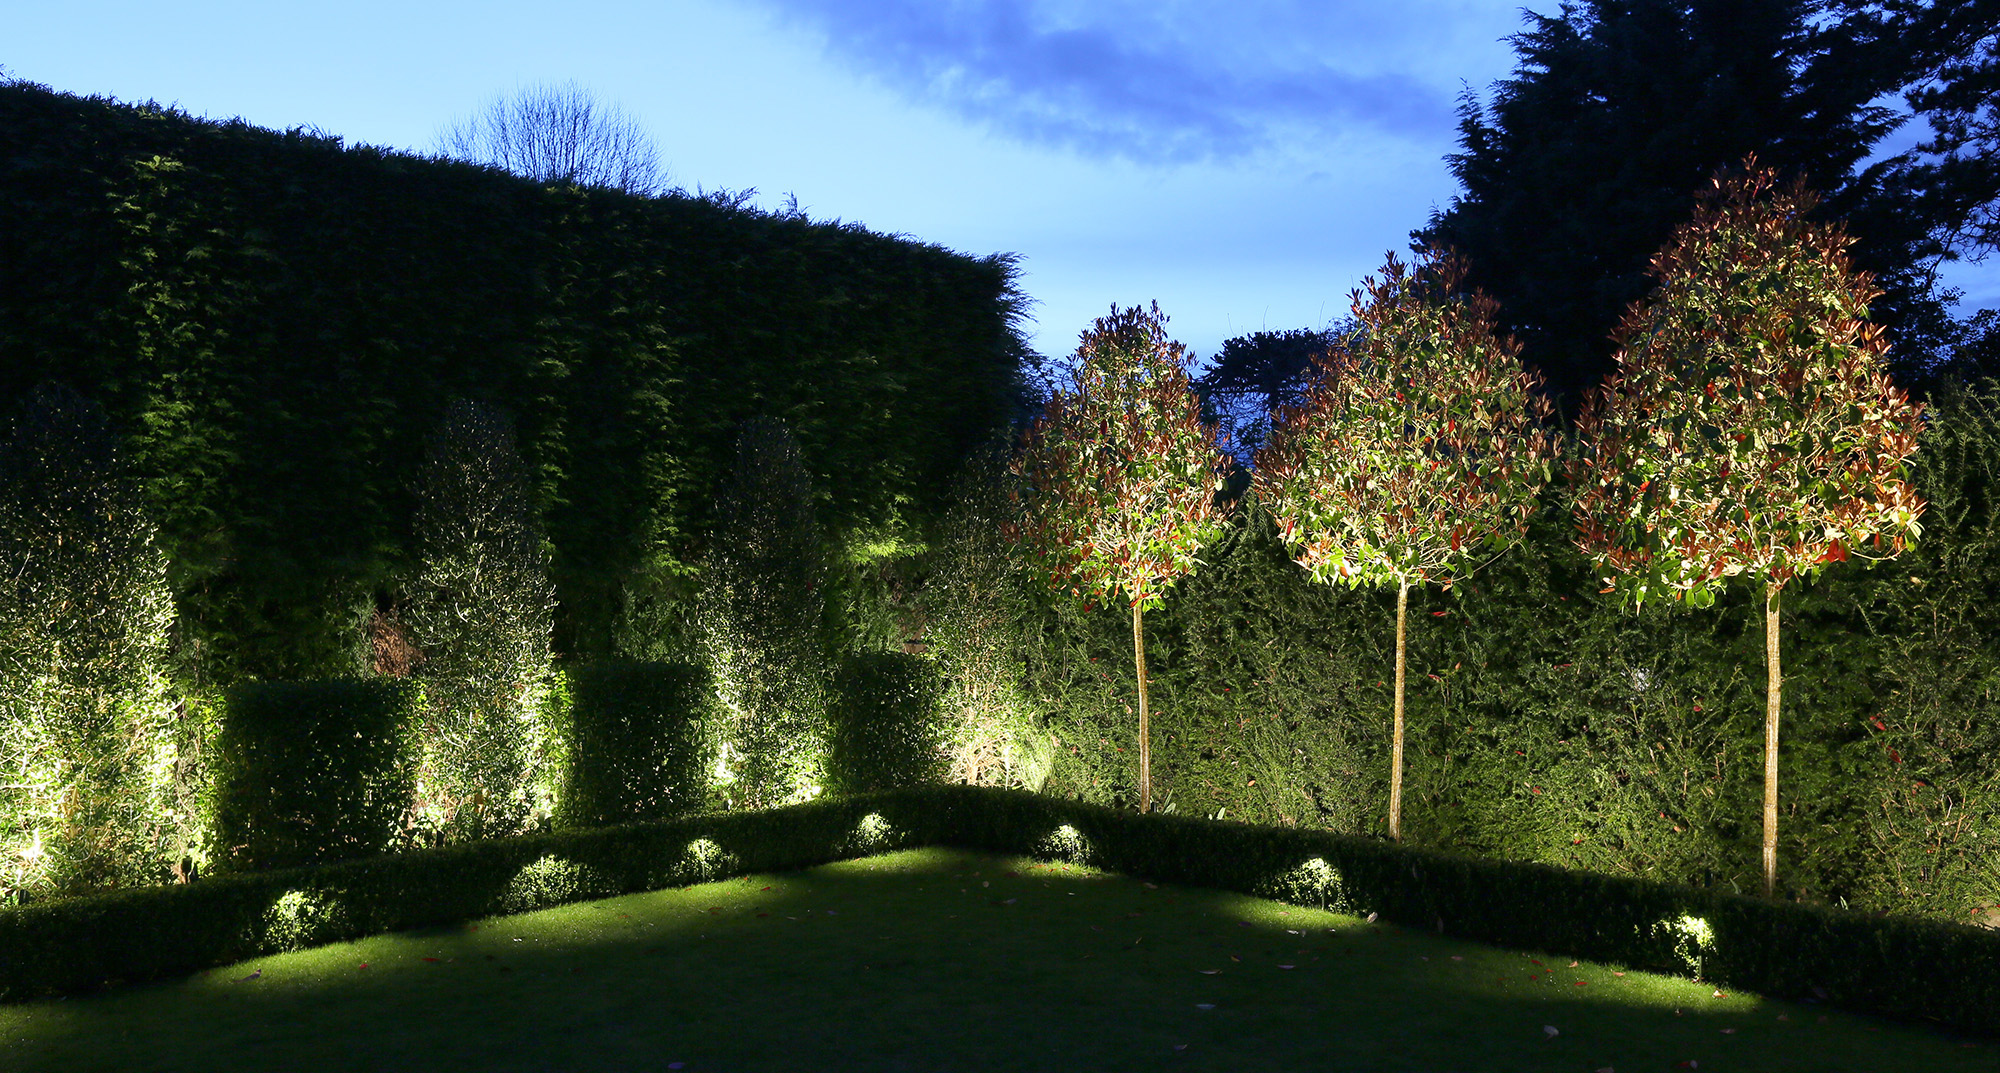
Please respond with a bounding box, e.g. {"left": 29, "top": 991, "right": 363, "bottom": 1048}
{"left": 1530, "top": 959, "right": 1544, "bottom": 966}
{"left": 1574, "top": 981, "right": 1587, "bottom": 987}
{"left": 422, "top": 958, "right": 440, "bottom": 963}
{"left": 1675, "top": 1062, "right": 1699, "bottom": 1069}
{"left": 1712, "top": 989, "right": 1728, "bottom": 998}
{"left": 359, "top": 963, "right": 369, "bottom": 969}
{"left": 761, "top": 886, "right": 772, "bottom": 892}
{"left": 756, "top": 912, "right": 770, "bottom": 918}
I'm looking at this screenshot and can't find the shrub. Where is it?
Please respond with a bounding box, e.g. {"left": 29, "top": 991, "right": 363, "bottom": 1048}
{"left": 210, "top": 679, "right": 419, "bottom": 872}
{"left": 0, "top": 384, "right": 179, "bottom": 898}
{"left": 701, "top": 416, "right": 832, "bottom": 807}
{"left": 556, "top": 661, "right": 716, "bottom": 828}
{"left": 825, "top": 651, "right": 948, "bottom": 795}
{"left": 405, "top": 398, "right": 559, "bottom": 843}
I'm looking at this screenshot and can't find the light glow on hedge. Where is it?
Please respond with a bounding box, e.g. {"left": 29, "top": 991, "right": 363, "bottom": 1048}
{"left": 1661, "top": 913, "right": 1715, "bottom": 979}
{"left": 853, "top": 812, "right": 893, "bottom": 852}
{"left": 1039, "top": 823, "right": 1091, "bottom": 864}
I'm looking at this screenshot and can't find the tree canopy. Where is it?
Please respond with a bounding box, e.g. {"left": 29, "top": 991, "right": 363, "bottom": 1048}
{"left": 1422, "top": 0, "right": 2000, "bottom": 403}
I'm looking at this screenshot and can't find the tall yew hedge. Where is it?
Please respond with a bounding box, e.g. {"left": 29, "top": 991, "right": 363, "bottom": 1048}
{"left": 0, "top": 80, "right": 1029, "bottom": 681}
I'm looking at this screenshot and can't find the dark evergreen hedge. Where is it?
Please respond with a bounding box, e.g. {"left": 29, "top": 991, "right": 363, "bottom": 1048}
{"left": 556, "top": 661, "right": 716, "bottom": 829}
{"left": 4, "top": 787, "right": 1995, "bottom": 1038}
{"left": 0, "top": 79, "right": 1029, "bottom": 677}
{"left": 825, "top": 651, "right": 948, "bottom": 794}
{"left": 210, "top": 680, "right": 420, "bottom": 872}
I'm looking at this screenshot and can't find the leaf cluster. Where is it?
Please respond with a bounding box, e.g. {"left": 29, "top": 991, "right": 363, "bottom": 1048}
{"left": 1007, "top": 303, "right": 1230, "bottom": 611}
{"left": 1256, "top": 246, "right": 1555, "bottom": 589}
{"left": 1573, "top": 165, "right": 1927, "bottom": 607}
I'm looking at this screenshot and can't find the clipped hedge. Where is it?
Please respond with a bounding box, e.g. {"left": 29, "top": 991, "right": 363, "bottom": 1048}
{"left": 0, "top": 794, "right": 936, "bottom": 1003}
{"left": 825, "top": 651, "right": 948, "bottom": 795}
{"left": 557, "top": 661, "right": 717, "bottom": 828}
{"left": 210, "top": 679, "right": 420, "bottom": 872}
{"left": 4, "top": 786, "right": 1995, "bottom": 1038}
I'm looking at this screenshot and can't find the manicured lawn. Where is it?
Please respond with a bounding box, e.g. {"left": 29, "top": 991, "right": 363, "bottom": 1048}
{"left": 0, "top": 847, "right": 1988, "bottom": 1071}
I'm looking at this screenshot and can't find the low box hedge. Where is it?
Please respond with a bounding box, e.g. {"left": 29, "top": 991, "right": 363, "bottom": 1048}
{"left": 2, "top": 786, "right": 1993, "bottom": 1039}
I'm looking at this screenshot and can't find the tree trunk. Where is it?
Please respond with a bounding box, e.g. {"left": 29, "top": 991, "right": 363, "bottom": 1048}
{"left": 1133, "top": 600, "right": 1152, "bottom": 814}
{"left": 1762, "top": 578, "right": 1783, "bottom": 898}
{"left": 1390, "top": 580, "right": 1408, "bottom": 840}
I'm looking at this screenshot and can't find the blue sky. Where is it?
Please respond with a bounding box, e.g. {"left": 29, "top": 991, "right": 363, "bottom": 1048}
{"left": 10, "top": 0, "right": 1997, "bottom": 365}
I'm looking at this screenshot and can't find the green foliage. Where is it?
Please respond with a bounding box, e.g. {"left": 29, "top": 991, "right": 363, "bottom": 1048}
{"left": 9, "top": 785, "right": 1998, "bottom": 1039}
{"left": 825, "top": 652, "right": 948, "bottom": 795}
{"left": 1420, "top": 0, "right": 1998, "bottom": 397}
{"left": 0, "top": 385, "right": 180, "bottom": 898}
{"left": 0, "top": 791, "right": 938, "bottom": 1003}
{"left": 0, "top": 81, "right": 1028, "bottom": 681}
{"left": 1006, "top": 302, "right": 1229, "bottom": 812}
{"left": 1574, "top": 165, "right": 1926, "bottom": 609}
{"left": 405, "top": 399, "right": 559, "bottom": 844}
{"left": 920, "top": 452, "right": 1055, "bottom": 790}
{"left": 210, "top": 680, "right": 419, "bottom": 872}
{"left": 1255, "top": 245, "right": 1555, "bottom": 838}
{"left": 555, "top": 661, "right": 717, "bottom": 829}
{"left": 1257, "top": 246, "right": 1555, "bottom": 590}
{"left": 703, "top": 417, "right": 832, "bottom": 807}
{"left": 1007, "top": 303, "right": 1229, "bottom": 613}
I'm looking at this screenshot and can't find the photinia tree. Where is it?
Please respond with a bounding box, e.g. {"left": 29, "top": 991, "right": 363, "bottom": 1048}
{"left": 1255, "top": 246, "right": 1556, "bottom": 840}
{"left": 1007, "top": 302, "right": 1230, "bottom": 813}
{"left": 1571, "top": 162, "right": 1926, "bottom": 897}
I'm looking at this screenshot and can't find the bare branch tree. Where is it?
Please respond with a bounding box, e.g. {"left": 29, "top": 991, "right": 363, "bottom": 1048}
{"left": 438, "top": 81, "right": 665, "bottom": 196}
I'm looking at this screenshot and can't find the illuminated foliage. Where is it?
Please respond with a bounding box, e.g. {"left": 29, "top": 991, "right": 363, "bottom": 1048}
{"left": 1571, "top": 163, "right": 1926, "bottom": 895}
{"left": 406, "top": 398, "right": 559, "bottom": 844}
{"left": 1007, "top": 302, "right": 1229, "bottom": 812}
{"left": 0, "top": 384, "right": 179, "bottom": 898}
{"left": 702, "top": 416, "right": 832, "bottom": 808}
{"left": 1255, "top": 246, "right": 1555, "bottom": 839}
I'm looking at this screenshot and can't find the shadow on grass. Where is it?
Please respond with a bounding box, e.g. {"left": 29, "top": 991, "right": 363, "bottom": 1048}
{"left": 0, "top": 847, "right": 1989, "bottom": 1072}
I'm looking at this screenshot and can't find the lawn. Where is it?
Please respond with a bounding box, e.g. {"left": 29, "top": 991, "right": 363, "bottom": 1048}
{"left": 0, "top": 847, "right": 1987, "bottom": 1072}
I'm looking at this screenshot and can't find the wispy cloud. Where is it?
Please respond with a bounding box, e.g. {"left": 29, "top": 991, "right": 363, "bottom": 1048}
{"left": 751, "top": 0, "right": 1500, "bottom": 164}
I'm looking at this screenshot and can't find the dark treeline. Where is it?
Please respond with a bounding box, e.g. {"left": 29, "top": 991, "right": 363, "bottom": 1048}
{"left": 0, "top": 81, "right": 1030, "bottom": 682}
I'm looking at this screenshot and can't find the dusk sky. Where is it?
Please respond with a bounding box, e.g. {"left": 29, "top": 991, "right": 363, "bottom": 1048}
{"left": 12, "top": 0, "right": 1997, "bottom": 365}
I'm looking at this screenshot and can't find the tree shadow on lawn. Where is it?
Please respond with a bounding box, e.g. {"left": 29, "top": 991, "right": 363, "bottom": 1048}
{"left": 0, "top": 847, "right": 1989, "bottom": 1073}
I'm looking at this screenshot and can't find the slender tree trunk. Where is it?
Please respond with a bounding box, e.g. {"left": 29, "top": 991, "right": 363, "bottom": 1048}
{"left": 1133, "top": 600, "right": 1151, "bottom": 814}
{"left": 1762, "top": 578, "right": 1783, "bottom": 897}
{"left": 1390, "top": 580, "right": 1408, "bottom": 840}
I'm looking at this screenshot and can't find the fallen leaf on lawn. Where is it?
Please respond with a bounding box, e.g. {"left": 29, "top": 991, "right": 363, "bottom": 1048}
{"left": 1612, "top": 971, "right": 1625, "bottom": 977}
{"left": 1287, "top": 929, "right": 1303, "bottom": 935}
{"left": 358, "top": 963, "right": 369, "bottom": 969}
{"left": 1595, "top": 1067, "right": 1615, "bottom": 1073}
{"left": 1720, "top": 1028, "right": 1735, "bottom": 1035}
{"left": 1173, "top": 1044, "right": 1187, "bottom": 1052}
{"left": 1004, "top": 898, "right": 1018, "bottom": 905}
{"left": 1543, "top": 1025, "right": 1559, "bottom": 1039}
{"left": 1450, "top": 956, "right": 1463, "bottom": 961}
{"left": 1569, "top": 961, "right": 1579, "bottom": 968}
{"left": 1196, "top": 1004, "right": 1215, "bottom": 1010}
{"left": 1712, "top": 989, "right": 1728, "bottom": 998}
{"left": 760, "top": 886, "right": 771, "bottom": 891}
{"left": 756, "top": 912, "right": 769, "bottom": 918}
{"left": 422, "top": 958, "right": 440, "bottom": 963}
{"left": 1573, "top": 981, "right": 1587, "bottom": 987}
{"left": 1145, "top": 882, "right": 1158, "bottom": 889}
{"left": 1674, "top": 1062, "right": 1699, "bottom": 1069}
{"left": 1366, "top": 912, "right": 1379, "bottom": 923}
{"left": 239, "top": 970, "right": 261, "bottom": 981}
{"left": 1199, "top": 969, "right": 1221, "bottom": 975}
{"left": 1777, "top": 1015, "right": 1789, "bottom": 1022}
{"left": 1230, "top": 956, "right": 1241, "bottom": 962}
{"left": 1279, "top": 964, "right": 1295, "bottom": 970}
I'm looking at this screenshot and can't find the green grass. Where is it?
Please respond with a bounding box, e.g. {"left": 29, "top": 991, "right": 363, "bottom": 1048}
{"left": 0, "top": 847, "right": 1988, "bottom": 1072}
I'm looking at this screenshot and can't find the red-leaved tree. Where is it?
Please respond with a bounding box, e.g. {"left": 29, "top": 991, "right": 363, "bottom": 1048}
{"left": 1007, "top": 303, "right": 1231, "bottom": 813}
{"left": 1255, "top": 246, "right": 1556, "bottom": 839}
{"left": 1572, "top": 163, "right": 1926, "bottom": 896}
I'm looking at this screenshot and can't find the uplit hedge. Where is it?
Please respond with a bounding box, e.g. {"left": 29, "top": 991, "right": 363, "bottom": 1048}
{"left": 211, "top": 680, "right": 422, "bottom": 872}
{"left": 825, "top": 651, "right": 948, "bottom": 795}
{"left": 556, "top": 661, "right": 717, "bottom": 828}
{"left": 3, "top": 787, "right": 1994, "bottom": 1038}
